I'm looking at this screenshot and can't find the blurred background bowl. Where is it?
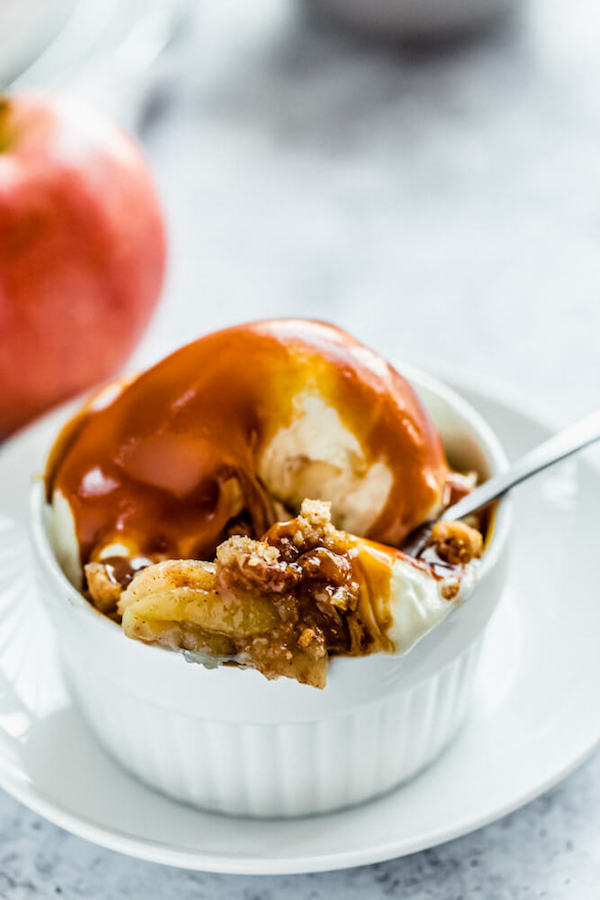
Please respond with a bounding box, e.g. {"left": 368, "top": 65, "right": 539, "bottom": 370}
{"left": 304, "top": 0, "right": 517, "bottom": 39}
{"left": 0, "top": 0, "right": 76, "bottom": 85}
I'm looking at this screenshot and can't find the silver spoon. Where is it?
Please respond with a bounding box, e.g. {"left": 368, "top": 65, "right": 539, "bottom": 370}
{"left": 441, "top": 409, "right": 600, "bottom": 521}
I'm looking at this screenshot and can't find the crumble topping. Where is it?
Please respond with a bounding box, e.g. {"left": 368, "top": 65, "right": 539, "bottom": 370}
{"left": 84, "top": 562, "right": 122, "bottom": 614}
{"left": 83, "top": 500, "right": 483, "bottom": 688}
{"left": 215, "top": 535, "right": 294, "bottom": 596}
{"left": 292, "top": 499, "right": 337, "bottom": 545}
{"left": 429, "top": 520, "right": 483, "bottom": 566}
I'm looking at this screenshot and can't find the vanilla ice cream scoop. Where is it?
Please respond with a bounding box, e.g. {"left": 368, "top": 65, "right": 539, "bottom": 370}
{"left": 45, "top": 320, "right": 449, "bottom": 581}
{"left": 42, "top": 321, "right": 487, "bottom": 689}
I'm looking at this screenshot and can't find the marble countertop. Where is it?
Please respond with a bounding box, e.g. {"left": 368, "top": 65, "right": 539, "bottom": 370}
{"left": 2, "top": 0, "right": 600, "bottom": 894}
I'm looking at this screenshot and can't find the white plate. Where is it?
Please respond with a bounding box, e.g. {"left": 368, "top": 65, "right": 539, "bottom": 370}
{"left": 0, "top": 383, "right": 599, "bottom": 875}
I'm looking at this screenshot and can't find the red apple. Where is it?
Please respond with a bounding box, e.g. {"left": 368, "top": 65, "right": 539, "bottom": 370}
{"left": 0, "top": 93, "right": 166, "bottom": 436}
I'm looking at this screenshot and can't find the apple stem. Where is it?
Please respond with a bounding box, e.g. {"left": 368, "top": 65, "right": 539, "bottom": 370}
{"left": 0, "top": 95, "right": 12, "bottom": 153}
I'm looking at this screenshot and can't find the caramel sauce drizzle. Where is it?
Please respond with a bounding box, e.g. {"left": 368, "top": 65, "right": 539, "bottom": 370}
{"left": 46, "top": 320, "right": 448, "bottom": 571}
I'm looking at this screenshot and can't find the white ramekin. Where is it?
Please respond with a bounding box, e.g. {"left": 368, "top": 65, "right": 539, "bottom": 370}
{"left": 30, "top": 367, "right": 511, "bottom": 818}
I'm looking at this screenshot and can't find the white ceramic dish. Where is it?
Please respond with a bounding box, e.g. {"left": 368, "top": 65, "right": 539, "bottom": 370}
{"left": 30, "top": 367, "right": 510, "bottom": 818}
{"left": 304, "top": 0, "right": 516, "bottom": 39}
{"left": 0, "top": 0, "right": 75, "bottom": 86}
{"left": 0, "top": 381, "right": 598, "bottom": 871}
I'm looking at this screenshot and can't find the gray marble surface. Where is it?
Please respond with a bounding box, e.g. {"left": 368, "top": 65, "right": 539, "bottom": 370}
{"left": 1, "top": 757, "right": 600, "bottom": 898}
{"left": 2, "top": 0, "right": 600, "bottom": 895}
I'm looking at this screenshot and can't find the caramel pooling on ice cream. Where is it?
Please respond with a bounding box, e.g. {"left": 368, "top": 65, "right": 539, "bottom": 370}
{"left": 45, "top": 320, "right": 484, "bottom": 688}
{"left": 46, "top": 320, "right": 448, "bottom": 566}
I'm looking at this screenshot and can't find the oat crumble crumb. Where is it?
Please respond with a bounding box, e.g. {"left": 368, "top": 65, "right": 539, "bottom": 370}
{"left": 430, "top": 520, "right": 483, "bottom": 565}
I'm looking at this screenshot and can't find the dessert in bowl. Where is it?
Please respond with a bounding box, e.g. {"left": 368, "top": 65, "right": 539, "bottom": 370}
{"left": 31, "top": 320, "right": 511, "bottom": 816}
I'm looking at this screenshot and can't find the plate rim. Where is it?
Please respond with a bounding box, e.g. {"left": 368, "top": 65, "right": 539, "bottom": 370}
{"left": 0, "top": 375, "right": 599, "bottom": 874}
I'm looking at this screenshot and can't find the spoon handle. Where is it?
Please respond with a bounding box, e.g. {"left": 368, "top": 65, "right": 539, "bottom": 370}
{"left": 441, "top": 409, "right": 600, "bottom": 521}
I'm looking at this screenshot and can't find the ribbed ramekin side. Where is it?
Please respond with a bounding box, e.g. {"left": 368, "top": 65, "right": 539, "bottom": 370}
{"left": 61, "top": 636, "right": 483, "bottom": 817}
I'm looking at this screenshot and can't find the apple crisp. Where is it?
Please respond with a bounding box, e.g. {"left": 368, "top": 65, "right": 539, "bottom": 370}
{"left": 84, "top": 500, "right": 483, "bottom": 688}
